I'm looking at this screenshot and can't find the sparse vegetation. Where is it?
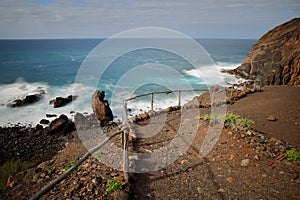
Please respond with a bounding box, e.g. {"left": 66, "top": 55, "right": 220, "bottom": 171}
{"left": 200, "top": 113, "right": 254, "bottom": 130}
{"left": 286, "top": 148, "right": 300, "bottom": 162}
{"left": 200, "top": 114, "right": 219, "bottom": 121}
{"left": 44, "top": 165, "right": 52, "bottom": 173}
{"left": 75, "top": 166, "right": 81, "bottom": 173}
{"left": 225, "top": 113, "right": 254, "bottom": 130}
{"left": 65, "top": 161, "right": 81, "bottom": 172}
{"left": 94, "top": 150, "right": 102, "bottom": 159}
{"left": 0, "top": 159, "right": 33, "bottom": 190}
{"left": 105, "top": 177, "right": 125, "bottom": 194}
{"left": 65, "top": 161, "right": 75, "bottom": 170}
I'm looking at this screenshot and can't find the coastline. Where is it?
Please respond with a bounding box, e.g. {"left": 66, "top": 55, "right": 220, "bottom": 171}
{"left": 1, "top": 83, "right": 300, "bottom": 199}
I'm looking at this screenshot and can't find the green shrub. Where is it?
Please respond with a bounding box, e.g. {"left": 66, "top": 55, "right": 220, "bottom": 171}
{"left": 0, "top": 159, "right": 33, "bottom": 190}
{"left": 105, "top": 177, "right": 125, "bottom": 194}
{"left": 65, "top": 161, "right": 81, "bottom": 172}
{"left": 65, "top": 161, "right": 75, "bottom": 170}
{"left": 286, "top": 148, "right": 300, "bottom": 162}
{"left": 236, "top": 118, "right": 253, "bottom": 130}
{"left": 44, "top": 165, "right": 52, "bottom": 173}
{"left": 224, "top": 113, "right": 239, "bottom": 128}
{"left": 200, "top": 113, "right": 254, "bottom": 130}
{"left": 94, "top": 150, "right": 102, "bottom": 159}
{"left": 200, "top": 114, "right": 222, "bottom": 122}
{"left": 200, "top": 114, "right": 213, "bottom": 121}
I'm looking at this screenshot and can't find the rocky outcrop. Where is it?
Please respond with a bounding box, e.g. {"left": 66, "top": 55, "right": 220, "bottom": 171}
{"left": 183, "top": 83, "right": 262, "bottom": 109}
{"left": 45, "top": 114, "right": 75, "bottom": 135}
{"left": 226, "top": 18, "right": 300, "bottom": 86}
{"left": 92, "top": 90, "right": 113, "bottom": 122}
{"left": 40, "top": 119, "right": 50, "bottom": 125}
{"left": 49, "top": 95, "right": 78, "bottom": 108}
{"left": 46, "top": 114, "right": 57, "bottom": 118}
{"left": 7, "top": 89, "right": 45, "bottom": 108}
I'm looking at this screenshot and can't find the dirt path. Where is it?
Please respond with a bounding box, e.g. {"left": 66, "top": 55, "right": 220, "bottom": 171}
{"left": 129, "top": 109, "right": 300, "bottom": 199}
{"left": 228, "top": 85, "right": 300, "bottom": 147}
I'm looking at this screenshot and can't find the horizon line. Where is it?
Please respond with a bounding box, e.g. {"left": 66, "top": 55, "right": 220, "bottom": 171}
{"left": 0, "top": 37, "right": 258, "bottom": 40}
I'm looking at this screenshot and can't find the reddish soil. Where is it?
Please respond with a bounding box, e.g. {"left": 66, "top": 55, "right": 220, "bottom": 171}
{"left": 129, "top": 108, "right": 300, "bottom": 199}
{"left": 228, "top": 85, "right": 300, "bottom": 147}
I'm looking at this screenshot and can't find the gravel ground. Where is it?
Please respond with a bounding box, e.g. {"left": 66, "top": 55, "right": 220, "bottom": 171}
{"left": 1, "top": 86, "right": 300, "bottom": 199}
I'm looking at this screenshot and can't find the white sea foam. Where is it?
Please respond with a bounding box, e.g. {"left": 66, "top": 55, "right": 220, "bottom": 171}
{"left": 109, "top": 88, "right": 202, "bottom": 120}
{"left": 182, "top": 62, "right": 246, "bottom": 86}
{"left": 0, "top": 61, "right": 244, "bottom": 126}
{"left": 0, "top": 80, "right": 94, "bottom": 126}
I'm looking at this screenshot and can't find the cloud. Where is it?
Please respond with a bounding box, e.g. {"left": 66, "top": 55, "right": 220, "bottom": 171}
{"left": 0, "top": 0, "right": 299, "bottom": 38}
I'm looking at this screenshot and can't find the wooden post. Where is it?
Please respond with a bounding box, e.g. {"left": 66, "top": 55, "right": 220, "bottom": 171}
{"left": 230, "top": 88, "right": 233, "bottom": 104}
{"left": 122, "top": 101, "right": 129, "bottom": 181}
{"left": 151, "top": 93, "right": 154, "bottom": 111}
{"left": 178, "top": 91, "right": 181, "bottom": 107}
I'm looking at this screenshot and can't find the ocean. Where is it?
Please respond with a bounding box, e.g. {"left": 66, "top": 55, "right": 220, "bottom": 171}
{"left": 0, "top": 38, "right": 256, "bottom": 126}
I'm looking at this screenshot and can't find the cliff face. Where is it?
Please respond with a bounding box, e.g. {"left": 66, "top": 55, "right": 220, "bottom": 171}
{"left": 230, "top": 18, "right": 300, "bottom": 86}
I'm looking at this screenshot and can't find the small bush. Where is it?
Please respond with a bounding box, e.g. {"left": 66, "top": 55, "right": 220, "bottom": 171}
{"left": 44, "top": 165, "right": 52, "bottom": 173}
{"left": 105, "top": 177, "right": 125, "bottom": 194}
{"left": 286, "top": 148, "right": 300, "bottom": 162}
{"left": 65, "top": 161, "right": 75, "bottom": 171}
{"left": 200, "top": 113, "right": 254, "bottom": 130}
{"left": 94, "top": 150, "right": 102, "bottom": 159}
{"left": 65, "top": 161, "right": 81, "bottom": 172}
{"left": 200, "top": 114, "right": 222, "bottom": 123}
{"left": 200, "top": 114, "right": 213, "bottom": 121}
{"left": 0, "top": 159, "right": 33, "bottom": 190}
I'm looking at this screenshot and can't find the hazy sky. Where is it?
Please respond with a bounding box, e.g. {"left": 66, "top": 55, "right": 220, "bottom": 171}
{"left": 0, "top": 0, "right": 299, "bottom": 39}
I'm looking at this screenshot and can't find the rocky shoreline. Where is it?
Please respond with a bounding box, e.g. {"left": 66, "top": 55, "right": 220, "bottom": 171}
{"left": 0, "top": 114, "right": 75, "bottom": 166}
{"left": 0, "top": 83, "right": 300, "bottom": 199}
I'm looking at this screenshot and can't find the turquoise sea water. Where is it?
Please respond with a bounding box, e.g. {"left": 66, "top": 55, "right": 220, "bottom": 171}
{"left": 0, "top": 38, "right": 256, "bottom": 126}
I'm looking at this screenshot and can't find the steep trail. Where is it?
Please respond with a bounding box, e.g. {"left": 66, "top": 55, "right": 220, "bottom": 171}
{"left": 129, "top": 107, "right": 300, "bottom": 199}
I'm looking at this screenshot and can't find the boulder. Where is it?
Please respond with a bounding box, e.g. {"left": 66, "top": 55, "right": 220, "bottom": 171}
{"left": 46, "top": 114, "right": 57, "bottom": 118}
{"left": 49, "top": 95, "right": 78, "bottom": 108}
{"left": 7, "top": 87, "right": 45, "bottom": 108}
{"left": 184, "top": 84, "right": 253, "bottom": 108}
{"left": 40, "top": 119, "right": 50, "bottom": 125}
{"left": 226, "top": 18, "right": 300, "bottom": 86}
{"left": 7, "top": 94, "right": 42, "bottom": 108}
{"left": 45, "top": 114, "right": 75, "bottom": 135}
{"left": 92, "top": 90, "right": 113, "bottom": 122}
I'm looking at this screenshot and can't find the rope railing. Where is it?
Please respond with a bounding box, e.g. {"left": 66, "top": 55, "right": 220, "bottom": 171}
{"left": 30, "top": 128, "right": 126, "bottom": 200}
{"left": 125, "top": 88, "right": 209, "bottom": 109}
{"left": 31, "top": 88, "right": 210, "bottom": 199}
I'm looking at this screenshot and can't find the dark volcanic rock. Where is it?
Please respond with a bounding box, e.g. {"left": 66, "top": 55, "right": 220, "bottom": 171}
{"left": 49, "top": 95, "right": 78, "bottom": 108}
{"left": 45, "top": 114, "right": 75, "bottom": 135}
{"left": 184, "top": 85, "right": 253, "bottom": 108}
{"left": 92, "top": 90, "right": 113, "bottom": 122}
{"left": 7, "top": 94, "right": 42, "bottom": 108}
{"left": 46, "top": 114, "right": 57, "bottom": 118}
{"left": 226, "top": 18, "right": 300, "bottom": 86}
{"left": 7, "top": 87, "right": 45, "bottom": 108}
{"left": 0, "top": 121, "right": 73, "bottom": 166}
{"left": 40, "top": 119, "right": 50, "bottom": 125}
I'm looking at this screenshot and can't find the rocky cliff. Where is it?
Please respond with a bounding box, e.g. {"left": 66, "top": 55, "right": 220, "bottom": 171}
{"left": 228, "top": 18, "right": 300, "bottom": 86}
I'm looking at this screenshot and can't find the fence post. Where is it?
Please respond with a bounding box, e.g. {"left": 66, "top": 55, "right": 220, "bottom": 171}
{"left": 151, "top": 93, "right": 154, "bottom": 111}
{"left": 122, "top": 100, "right": 129, "bottom": 181}
{"left": 178, "top": 90, "right": 181, "bottom": 107}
